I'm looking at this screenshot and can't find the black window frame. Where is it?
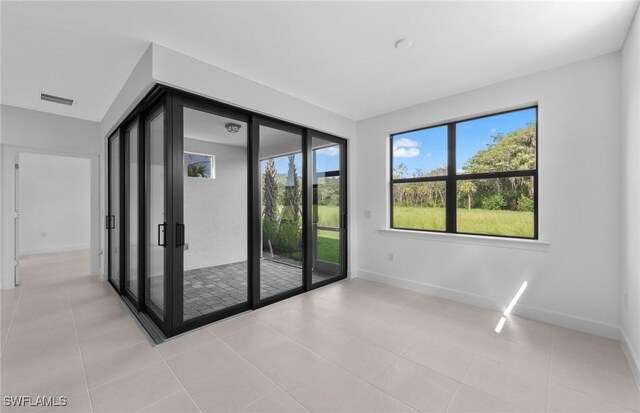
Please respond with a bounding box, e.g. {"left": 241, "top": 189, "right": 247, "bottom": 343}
{"left": 390, "top": 105, "right": 538, "bottom": 240}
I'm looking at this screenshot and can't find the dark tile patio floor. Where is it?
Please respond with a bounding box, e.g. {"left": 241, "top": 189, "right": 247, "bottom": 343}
{"left": 183, "top": 259, "right": 334, "bottom": 319}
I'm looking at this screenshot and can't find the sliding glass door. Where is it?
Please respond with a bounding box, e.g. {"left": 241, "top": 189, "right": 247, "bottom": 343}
{"left": 145, "top": 103, "right": 167, "bottom": 324}
{"left": 107, "top": 86, "right": 348, "bottom": 339}
{"left": 173, "top": 95, "right": 251, "bottom": 329}
{"left": 107, "top": 131, "right": 121, "bottom": 290}
{"left": 124, "top": 120, "right": 140, "bottom": 305}
{"left": 256, "top": 119, "right": 305, "bottom": 303}
{"left": 310, "top": 132, "right": 347, "bottom": 286}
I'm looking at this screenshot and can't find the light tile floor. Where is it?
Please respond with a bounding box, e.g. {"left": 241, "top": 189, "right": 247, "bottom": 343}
{"left": 1, "top": 251, "right": 638, "bottom": 412}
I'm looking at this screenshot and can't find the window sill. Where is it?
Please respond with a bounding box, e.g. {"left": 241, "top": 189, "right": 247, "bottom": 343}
{"left": 378, "top": 229, "right": 550, "bottom": 251}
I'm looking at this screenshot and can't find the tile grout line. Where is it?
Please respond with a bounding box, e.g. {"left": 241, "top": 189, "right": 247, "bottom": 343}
{"left": 154, "top": 345, "right": 204, "bottom": 413}
{"left": 459, "top": 354, "right": 555, "bottom": 412}
{"left": 133, "top": 389, "right": 184, "bottom": 413}
{"left": 446, "top": 354, "right": 536, "bottom": 413}
{"left": 239, "top": 392, "right": 278, "bottom": 413}
{"left": 67, "top": 287, "right": 95, "bottom": 413}
{"left": 547, "top": 329, "right": 555, "bottom": 413}
{"left": 0, "top": 285, "right": 22, "bottom": 358}
{"left": 250, "top": 317, "right": 418, "bottom": 412}
{"left": 211, "top": 326, "right": 313, "bottom": 412}
{"left": 333, "top": 293, "right": 552, "bottom": 413}
{"left": 442, "top": 383, "right": 462, "bottom": 413}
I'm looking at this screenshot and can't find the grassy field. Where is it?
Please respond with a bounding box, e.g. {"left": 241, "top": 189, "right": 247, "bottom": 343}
{"left": 288, "top": 204, "right": 534, "bottom": 261}
{"left": 317, "top": 229, "right": 340, "bottom": 263}
{"left": 285, "top": 230, "right": 339, "bottom": 263}
{"left": 393, "top": 206, "right": 534, "bottom": 237}
{"left": 316, "top": 206, "right": 340, "bottom": 263}
{"left": 316, "top": 205, "right": 340, "bottom": 228}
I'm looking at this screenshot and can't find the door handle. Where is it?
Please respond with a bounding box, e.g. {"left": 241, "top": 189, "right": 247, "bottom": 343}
{"left": 340, "top": 214, "right": 347, "bottom": 229}
{"left": 176, "top": 223, "right": 185, "bottom": 247}
{"left": 158, "top": 223, "right": 166, "bottom": 247}
{"left": 106, "top": 215, "right": 116, "bottom": 229}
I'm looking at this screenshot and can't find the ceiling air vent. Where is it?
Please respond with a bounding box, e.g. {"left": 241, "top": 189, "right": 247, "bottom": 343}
{"left": 40, "top": 93, "right": 73, "bottom": 106}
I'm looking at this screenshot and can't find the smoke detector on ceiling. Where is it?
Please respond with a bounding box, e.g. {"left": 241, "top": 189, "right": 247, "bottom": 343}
{"left": 394, "top": 38, "right": 412, "bottom": 50}
{"left": 40, "top": 93, "right": 73, "bottom": 106}
{"left": 225, "top": 123, "right": 241, "bottom": 133}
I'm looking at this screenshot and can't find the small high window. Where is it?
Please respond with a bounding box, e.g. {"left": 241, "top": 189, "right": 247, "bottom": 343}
{"left": 185, "top": 152, "right": 215, "bottom": 179}
{"left": 390, "top": 106, "right": 537, "bottom": 239}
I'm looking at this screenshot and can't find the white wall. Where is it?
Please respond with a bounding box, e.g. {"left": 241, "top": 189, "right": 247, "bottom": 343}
{"left": 184, "top": 138, "right": 247, "bottom": 270}
{"left": 1, "top": 105, "right": 102, "bottom": 289}
{"left": 151, "top": 44, "right": 356, "bottom": 140}
{"left": 18, "top": 153, "right": 90, "bottom": 256}
{"left": 101, "top": 44, "right": 154, "bottom": 138}
{"left": 355, "top": 52, "right": 622, "bottom": 339}
{"left": 102, "top": 43, "right": 359, "bottom": 277}
{"left": 621, "top": 6, "right": 640, "bottom": 383}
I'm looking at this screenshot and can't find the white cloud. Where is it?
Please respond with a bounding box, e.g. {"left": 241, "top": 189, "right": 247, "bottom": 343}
{"left": 394, "top": 137, "right": 419, "bottom": 148}
{"left": 317, "top": 147, "right": 339, "bottom": 156}
{"left": 425, "top": 152, "right": 432, "bottom": 158}
{"left": 393, "top": 147, "right": 420, "bottom": 158}
{"left": 393, "top": 137, "right": 420, "bottom": 158}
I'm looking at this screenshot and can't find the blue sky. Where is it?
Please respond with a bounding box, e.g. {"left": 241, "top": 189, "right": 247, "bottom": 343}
{"left": 393, "top": 108, "right": 536, "bottom": 177}
{"left": 261, "top": 145, "right": 340, "bottom": 175}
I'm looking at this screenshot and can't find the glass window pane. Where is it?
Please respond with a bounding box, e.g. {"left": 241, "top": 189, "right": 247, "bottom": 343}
{"left": 457, "top": 177, "right": 535, "bottom": 237}
{"left": 392, "top": 126, "right": 448, "bottom": 178}
{"left": 146, "top": 110, "right": 165, "bottom": 320}
{"left": 127, "top": 122, "right": 138, "bottom": 298}
{"left": 392, "top": 182, "right": 446, "bottom": 231}
{"left": 260, "top": 125, "right": 303, "bottom": 300}
{"left": 311, "top": 136, "right": 343, "bottom": 284}
{"left": 182, "top": 107, "right": 248, "bottom": 321}
{"left": 109, "top": 134, "right": 120, "bottom": 288}
{"left": 456, "top": 108, "right": 537, "bottom": 174}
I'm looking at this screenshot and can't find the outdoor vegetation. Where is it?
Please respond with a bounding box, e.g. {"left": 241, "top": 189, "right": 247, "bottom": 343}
{"left": 393, "top": 123, "right": 536, "bottom": 237}
{"left": 262, "top": 156, "right": 340, "bottom": 263}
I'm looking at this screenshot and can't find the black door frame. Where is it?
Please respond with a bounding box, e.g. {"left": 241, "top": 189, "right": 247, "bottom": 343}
{"left": 122, "top": 117, "right": 141, "bottom": 308}
{"left": 170, "top": 94, "right": 253, "bottom": 334}
{"left": 142, "top": 96, "right": 171, "bottom": 333}
{"left": 106, "top": 84, "right": 349, "bottom": 339}
{"left": 307, "top": 130, "right": 349, "bottom": 290}
{"left": 252, "top": 116, "right": 307, "bottom": 309}
{"left": 107, "top": 130, "right": 124, "bottom": 292}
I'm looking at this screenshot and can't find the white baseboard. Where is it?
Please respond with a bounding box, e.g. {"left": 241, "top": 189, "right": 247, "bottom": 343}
{"left": 357, "top": 269, "right": 621, "bottom": 340}
{"left": 19, "top": 245, "right": 90, "bottom": 256}
{"left": 621, "top": 329, "right": 640, "bottom": 390}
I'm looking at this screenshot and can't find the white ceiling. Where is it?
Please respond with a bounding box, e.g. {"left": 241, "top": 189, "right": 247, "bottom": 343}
{"left": 184, "top": 106, "right": 297, "bottom": 150}
{"left": 1, "top": 1, "right": 637, "bottom": 122}
{"left": 184, "top": 108, "right": 247, "bottom": 147}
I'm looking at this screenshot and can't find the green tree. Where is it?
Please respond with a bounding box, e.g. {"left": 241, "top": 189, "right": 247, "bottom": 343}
{"left": 263, "top": 159, "right": 279, "bottom": 222}
{"left": 458, "top": 181, "right": 477, "bottom": 209}
{"left": 282, "top": 155, "right": 300, "bottom": 227}
{"left": 393, "top": 163, "right": 408, "bottom": 179}
{"left": 463, "top": 123, "right": 536, "bottom": 174}
{"left": 187, "top": 163, "right": 207, "bottom": 177}
{"left": 262, "top": 159, "right": 279, "bottom": 253}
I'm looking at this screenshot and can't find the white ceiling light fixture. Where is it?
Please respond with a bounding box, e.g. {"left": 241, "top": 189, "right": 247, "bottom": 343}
{"left": 225, "top": 123, "right": 241, "bottom": 133}
{"left": 394, "top": 38, "right": 412, "bottom": 50}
